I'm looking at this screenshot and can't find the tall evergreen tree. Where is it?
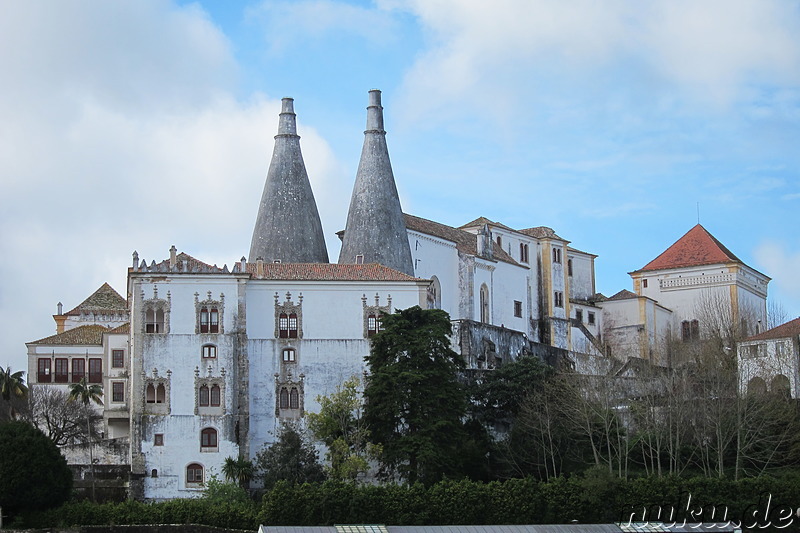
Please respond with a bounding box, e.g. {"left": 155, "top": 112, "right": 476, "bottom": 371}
{"left": 363, "top": 306, "right": 466, "bottom": 485}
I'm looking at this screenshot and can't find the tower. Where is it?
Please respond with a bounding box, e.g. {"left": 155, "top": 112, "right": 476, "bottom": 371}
{"left": 249, "top": 98, "right": 329, "bottom": 264}
{"left": 338, "top": 89, "right": 413, "bottom": 276}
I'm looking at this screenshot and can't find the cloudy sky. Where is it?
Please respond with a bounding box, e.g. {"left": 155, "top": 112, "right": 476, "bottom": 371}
{"left": 2, "top": 0, "right": 799, "bottom": 374}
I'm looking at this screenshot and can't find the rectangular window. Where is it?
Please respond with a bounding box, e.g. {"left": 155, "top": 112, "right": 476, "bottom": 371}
{"left": 209, "top": 309, "right": 219, "bottom": 333}
{"left": 210, "top": 385, "right": 220, "bottom": 407}
{"left": 37, "top": 358, "right": 51, "bottom": 383}
{"left": 72, "top": 358, "right": 85, "bottom": 382}
{"left": 202, "top": 345, "right": 217, "bottom": 359}
{"left": 288, "top": 314, "right": 298, "bottom": 338}
{"left": 282, "top": 348, "right": 296, "bottom": 362}
{"left": 642, "top": 279, "right": 648, "bottom": 288}
{"left": 588, "top": 312, "right": 595, "bottom": 325}
{"left": 553, "top": 248, "right": 561, "bottom": 264}
{"left": 279, "top": 314, "right": 288, "bottom": 338}
{"left": 575, "top": 309, "right": 583, "bottom": 323}
{"left": 112, "top": 382, "right": 124, "bottom": 402}
{"left": 88, "top": 358, "right": 102, "bottom": 383}
{"left": 681, "top": 320, "right": 700, "bottom": 341}
{"left": 567, "top": 258, "right": 573, "bottom": 277}
{"left": 154, "top": 434, "right": 164, "bottom": 446}
{"left": 54, "top": 358, "right": 69, "bottom": 383}
{"left": 513, "top": 300, "right": 522, "bottom": 318}
{"left": 112, "top": 350, "right": 124, "bottom": 368}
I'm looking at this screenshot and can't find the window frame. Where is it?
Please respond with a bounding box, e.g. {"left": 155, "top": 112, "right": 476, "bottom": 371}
{"left": 282, "top": 348, "right": 296, "bottom": 363}
{"left": 575, "top": 309, "right": 583, "bottom": 323}
{"left": 154, "top": 434, "right": 164, "bottom": 446}
{"left": 588, "top": 312, "right": 595, "bottom": 325}
{"left": 200, "top": 428, "right": 218, "bottom": 451}
{"left": 199, "top": 384, "right": 210, "bottom": 407}
{"left": 54, "top": 358, "right": 69, "bottom": 383}
{"left": 71, "top": 358, "right": 85, "bottom": 383}
{"left": 37, "top": 358, "right": 51, "bottom": 383}
{"left": 513, "top": 300, "right": 522, "bottom": 318}
{"left": 186, "top": 463, "right": 204, "bottom": 485}
{"left": 112, "top": 349, "right": 124, "bottom": 368}
{"left": 111, "top": 381, "right": 125, "bottom": 403}
{"left": 210, "top": 384, "right": 221, "bottom": 407}
{"left": 201, "top": 344, "right": 217, "bottom": 359}
{"left": 88, "top": 358, "right": 102, "bottom": 383}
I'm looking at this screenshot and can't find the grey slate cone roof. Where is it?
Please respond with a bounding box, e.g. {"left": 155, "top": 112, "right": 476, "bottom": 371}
{"left": 249, "top": 98, "right": 329, "bottom": 263}
{"left": 338, "top": 90, "right": 414, "bottom": 276}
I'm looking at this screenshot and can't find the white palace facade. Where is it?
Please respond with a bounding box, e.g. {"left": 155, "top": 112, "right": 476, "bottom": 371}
{"left": 26, "top": 90, "right": 773, "bottom": 500}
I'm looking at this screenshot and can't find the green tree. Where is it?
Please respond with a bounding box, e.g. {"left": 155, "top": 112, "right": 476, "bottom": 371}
{"left": 363, "top": 306, "right": 467, "bottom": 485}
{"left": 0, "top": 421, "right": 72, "bottom": 519}
{"left": 307, "top": 375, "right": 377, "bottom": 482}
{"left": 221, "top": 456, "right": 254, "bottom": 488}
{"left": 255, "top": 422, "right": 325, "bottom": 489}
{"left": 0, "top": 366, "right": 28, "bottom": 420}
{"left": 68, "top": 377, "right": 103, "bottom": 501}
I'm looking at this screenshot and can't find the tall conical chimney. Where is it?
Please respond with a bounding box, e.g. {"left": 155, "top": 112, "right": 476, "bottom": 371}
{"left": 249, "top": 98, "right": 329, "bottom": 263}
{"left": 338, "top": 90, "right": 413, "bottom": 275}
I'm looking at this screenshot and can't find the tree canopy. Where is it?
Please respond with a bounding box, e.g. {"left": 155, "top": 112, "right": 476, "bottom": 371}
{"left": 363, "top": 306, "right": 467, "bottom": 485}
{"left": 0, "top": 421, "right": 72, "bottom": 517}
{"left": 255, "top": 423, "right": 325, "bottom": 489}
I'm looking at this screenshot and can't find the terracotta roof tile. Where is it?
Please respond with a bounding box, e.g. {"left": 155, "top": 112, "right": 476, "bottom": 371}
{"left": 519, "top": 226, "right": 566, "bottom": 241}
{"left": 458, "top": 216, "right": 515, "bottom": 232}
{"left": 65, "top": 283, "right": 127, "bottom": 315}
{"left": 107, "top": 323, "right": 130, "bottom": 335}
{"left": 246, "top": 262, "right": 424, "bottom": 281}
{"left": 637, "top": 224, "right": 740, "bottom": 272}
{"left": 28, "top": 325, "right": 109, "bottom": 346}
{"left": 404, "top": 214, "right": 519, "bottom": 266}
{"left": 608, "top": 289, "right": 639, "bottom": 301}
{"left": 150, "top": 252, "right": 226, "bottom": 273}
{"left": 745, "top": 317, "right": 800, "bottom": 341}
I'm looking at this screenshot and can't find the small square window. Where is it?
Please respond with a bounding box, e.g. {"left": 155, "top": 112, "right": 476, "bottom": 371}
{"left": 513, "top": 300, "right": 522, "bottom": 318}
{"left": 154, "top": 434, "right": 164, "bottom": 446}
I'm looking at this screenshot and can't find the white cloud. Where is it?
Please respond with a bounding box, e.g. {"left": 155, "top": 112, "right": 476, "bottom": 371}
{"left": 247, "top": 0, "right": 399, "bottom": 52}
{"left": 0, "top": 1, "right": 347, "bottom": 375}
{"left": 383, "top": 0, "right": 800, "bottom": 122}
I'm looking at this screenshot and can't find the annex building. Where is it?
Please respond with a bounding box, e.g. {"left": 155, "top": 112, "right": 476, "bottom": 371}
{"left": 26, "top": 90, "right": 773, "bottom": 500}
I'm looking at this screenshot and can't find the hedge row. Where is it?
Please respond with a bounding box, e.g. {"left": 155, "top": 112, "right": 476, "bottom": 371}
{"left": 20, "top": 471, "right": 800, "bottom": 529}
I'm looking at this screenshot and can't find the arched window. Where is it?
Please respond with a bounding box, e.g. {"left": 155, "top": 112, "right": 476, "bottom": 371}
{"left": 200, "top": 428, "right": 217, "bottom": 449}
{"left": 156, "top": 384, "right": 166, "bottom": 404}
{"left": 146, "top": 384, "right": 156, "bottom": 403}
{"left": 210, "top": 384, "right": 221, "bottom": 407}
{"left": 747, "top": 377, "right": 767, "bottom": 395}
{"left": 496, "top": 235, "right": 502, "bottom": 247}
{"left": 202, "top": 344, "right": 217, "bottom": 359}
{"left": 288, "top": 313, "right": 298, "bottom": 338}
{"left": 282, "top": 348, "right": 296, "bottom": 362}
{"left": 279, "top": 387, "right": 289, "bottom": 409}
{"left": 428, "top": 276, "right": 442, "bottom": 310}
{"left": 771, "top": 375, "right": 791, "bottom": 396}
{"left": 279, "top": 313, "right": 289, "bottom": 338}
{"left": 199, "top": 385, "right": 209, "bottom": 407}
{"left": 186, "top": 463, "right": 203, "bottom": 484}
{"left": 290, "top": 388, "right": 300, "bottom": 409}
{"left": 479, "top": 284, "right": 489, "bottom": 323}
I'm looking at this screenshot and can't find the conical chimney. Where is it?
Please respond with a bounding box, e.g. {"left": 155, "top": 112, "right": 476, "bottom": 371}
{"left": 338, "top": 90, "right": 413, "bottom": 275}
{"left": 249, "top": 98, "right": 329, "bottom": 263}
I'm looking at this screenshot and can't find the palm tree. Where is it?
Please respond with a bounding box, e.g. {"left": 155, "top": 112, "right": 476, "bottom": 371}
{"left": 0, "top": 366, "right": 29, "bottom": 420}
{"left": 68, "top": 377, "right": 103, "bottom": 501}
{"left": 221, "top": 456, "right": 254, "bottom": 488}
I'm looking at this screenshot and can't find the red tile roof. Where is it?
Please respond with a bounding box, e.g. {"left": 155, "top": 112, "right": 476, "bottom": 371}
{"left": 608, "top": 289, "right": 639, "bottom": 301}
{"left": 636, "top": 224, "right": 741, "bottom": 272}
{"left": 107, "top": 323, "right": 130, "bottom": 335}
{"left": 404, "top": 214, "right": 519, "bottom": 266}
{"left": 247, "top": 262, "right": 424, "bottom": 281}
{"left": 518, "top": 226, "right": 566, "bottom": 241}
{"left": 28, "top": 324, "right": 109, "bottom": 346}
{"left": 745, "top": 317, "right": 800, "bottom": 341}
{"left": 65, "top": 283, "right": 127, "bottom": 315}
